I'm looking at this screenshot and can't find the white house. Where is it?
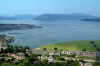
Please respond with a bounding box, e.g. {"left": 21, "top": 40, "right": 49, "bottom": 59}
{"left": 49, "top": 51, "right": 55, "bottom": 56}
{"left": 0, "top": 39, "right": 7, "bottom": 50}
{"left": 48, "top": 55, "right": 54, "bottom": 62}
{"left": 61, "top": 51, "right": 74, "bottom": 55}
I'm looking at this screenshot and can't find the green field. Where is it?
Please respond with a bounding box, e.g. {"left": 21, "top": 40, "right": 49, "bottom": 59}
{"left": 40, "top": 40, "right": 100, "bottom": 51}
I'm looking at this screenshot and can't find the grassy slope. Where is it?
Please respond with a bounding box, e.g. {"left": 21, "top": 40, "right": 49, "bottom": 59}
{"left": 40, "top": 40, "right": 100, "bottom": 51}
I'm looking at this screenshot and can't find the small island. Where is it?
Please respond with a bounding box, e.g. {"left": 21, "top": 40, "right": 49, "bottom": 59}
{"left": 82, "top": 18, "right": 100, "bottom": 22}
{"left": 0, "top": 24, "right": 42, "bottom": 32}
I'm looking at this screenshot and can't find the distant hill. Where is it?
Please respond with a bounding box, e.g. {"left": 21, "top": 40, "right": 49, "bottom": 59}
{"left": 0, "top": 15, "right": 36, "bottom": 20}
{"left": 34, "top": 13, "right": 96, "bottom": 21}
{"left": 0, "top": 14, "right": 97, "bottom": 21}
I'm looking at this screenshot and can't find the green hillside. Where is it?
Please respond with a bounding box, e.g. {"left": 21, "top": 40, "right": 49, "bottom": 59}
{"left": 40, "top": 40, "right": 100, "bottom": 51}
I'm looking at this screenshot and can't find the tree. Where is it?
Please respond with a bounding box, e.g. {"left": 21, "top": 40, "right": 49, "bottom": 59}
{"left": 90, "top": 41, "right": 95, "bottom": 44}
{"left": 93, "top": 62, "right": 100, "bottom": 66}
{"left": 74, "top": 60, "right": 80, "bottom": 66}
{"left": 79, "top": 59, "right": 86, "bottom": 66}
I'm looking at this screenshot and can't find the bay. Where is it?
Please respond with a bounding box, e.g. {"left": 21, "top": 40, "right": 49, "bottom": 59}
{"left": 0, "top": 20, "right": 100, "bottom": 48}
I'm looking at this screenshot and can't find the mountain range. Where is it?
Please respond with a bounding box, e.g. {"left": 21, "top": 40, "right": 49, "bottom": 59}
{"left": 0, "top": 13, "right": 99, "bottom": 21}
{"left": 34, "top": 13, "right": 97, "bottom": 21}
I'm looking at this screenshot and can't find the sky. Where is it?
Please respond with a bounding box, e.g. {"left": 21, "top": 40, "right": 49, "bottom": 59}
{"left": 0, "top": 0, "right": 100, "bottom": 16}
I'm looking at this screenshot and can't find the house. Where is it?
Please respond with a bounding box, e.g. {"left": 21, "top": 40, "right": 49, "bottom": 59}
{"left": 16, "top": 53, "right": 25, "bottom": 60}
{"left": 42, "top": 48, "right": 48, "bottom": 56}
{"left": 48, "top": 55, "right": 54, "bottom": 62}
{"left": 48, "top": 51, "right": 61, "bottom": 56}
{"left": 31, "top": 49, "right": 42, "bottom": 55}
{"left": 41, "top": 56, "right": 48, "bottom": 60}
{"left": 80, "top": 51, "right": 100, "bottom": 57}
{"left": 7, "top": 53, "right": 17, "bottom": 58}
{"left": 49, "top": 51, "right": 55, "bottom": 55}
{"left": 80, "top": 62, "right": 93, "bottom": 66}
{"left": 85, "top": 62, "right": 93, "bottom": 66}
{"left": 61, "top": 51, "right": 74, "bottom": 55}
{"left": 7, "top": 53, "right": 25, "bottom": 60}
{"left": 16, "top": 56, "right": 24, "bottom": 60}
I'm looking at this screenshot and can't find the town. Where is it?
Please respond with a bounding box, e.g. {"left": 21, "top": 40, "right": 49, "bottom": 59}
{"left": 0, "top": 34, "right": 100, "bottom": 66}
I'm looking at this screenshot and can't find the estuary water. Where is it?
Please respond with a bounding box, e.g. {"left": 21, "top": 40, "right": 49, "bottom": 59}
{"left": 0, "top": 20, "right": 100, "bottom": 48}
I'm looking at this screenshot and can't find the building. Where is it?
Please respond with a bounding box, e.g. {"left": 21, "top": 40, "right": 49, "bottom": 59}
{"left": 80, "top": 62, "right": 93, "bottom": 66}
{"left": 7, "top": 53, "right": 25, "bottom": 60}
{"left": 61, "top": 51, "right": 74, "bottom": 55}
{"left": 48, "top": 55, "right": 54, "bottom": 62}
{"left": 0, "top": 39, "right": 7, "bottom": 50}
{"left": 80, "top": 51, "right": 100, "bottom": 57}
{"left": 0, "top": 34, "right": 14, "bottom": 51}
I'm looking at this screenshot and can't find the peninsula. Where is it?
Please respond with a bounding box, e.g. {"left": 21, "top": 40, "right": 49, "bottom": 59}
{"left": 0, "top": 24, "right": 42, "bottom": 32}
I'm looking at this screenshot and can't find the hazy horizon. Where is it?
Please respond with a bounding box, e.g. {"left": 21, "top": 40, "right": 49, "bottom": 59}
{"left": 0, "top": 0, "right": 100, "bottom": 17}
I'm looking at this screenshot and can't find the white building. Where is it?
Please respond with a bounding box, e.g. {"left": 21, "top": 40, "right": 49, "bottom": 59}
{"left": 48, "top": 55, "right": 54, "bottom": 62}
{"left": 61, "top": 51, "right": 74, "bottom": 55}
{"left": 0, "top": 35, "right": 13, "bottom": 51}
{"left": 0, "top": 39, "right": 7, "bottom": 50}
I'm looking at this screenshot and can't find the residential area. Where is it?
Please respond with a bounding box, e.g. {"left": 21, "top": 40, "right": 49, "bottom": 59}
{"left": 0, "top": 34, "right": 100, "bottom": 66}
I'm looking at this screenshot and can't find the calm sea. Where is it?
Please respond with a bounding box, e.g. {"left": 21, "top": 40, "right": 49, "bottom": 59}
{"left": 0, "top": 20, "right": 100, "bottom": 48}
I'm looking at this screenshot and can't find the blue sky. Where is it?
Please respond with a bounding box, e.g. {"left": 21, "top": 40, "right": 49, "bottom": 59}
{"left": 0, "top": 0, "right": 100, "bottom": 16}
